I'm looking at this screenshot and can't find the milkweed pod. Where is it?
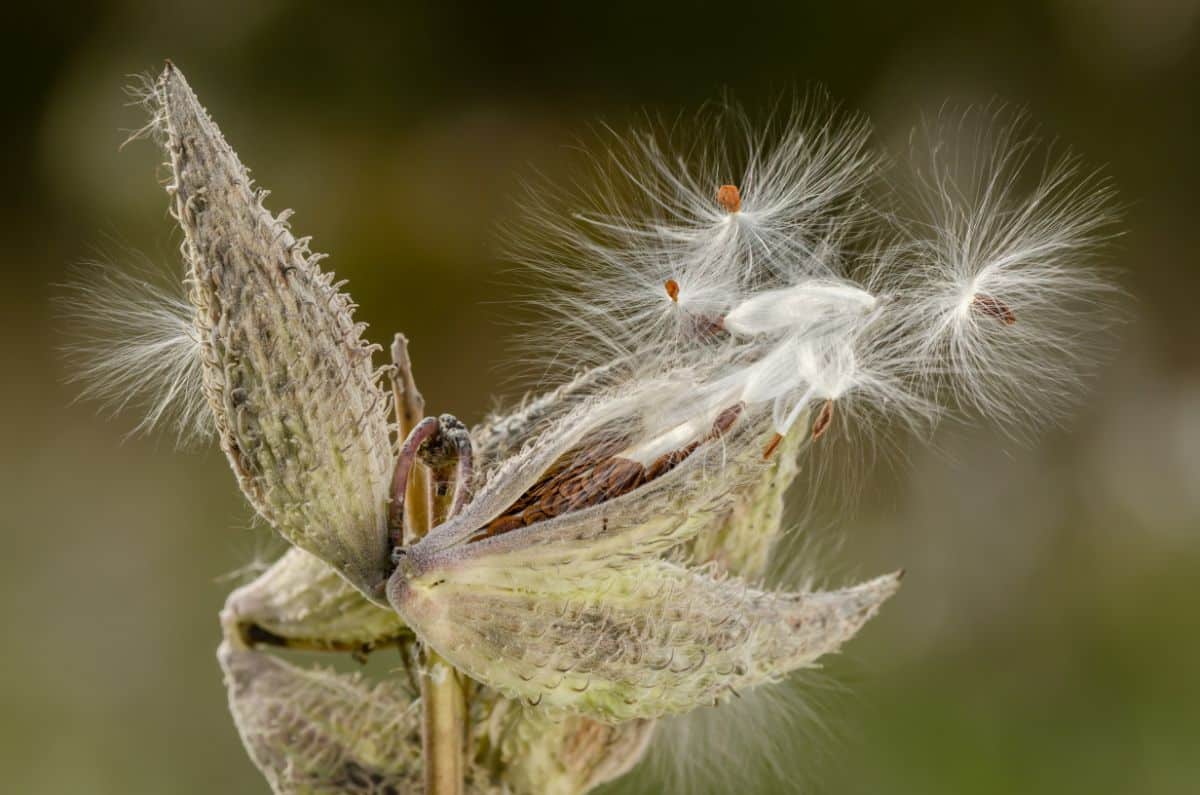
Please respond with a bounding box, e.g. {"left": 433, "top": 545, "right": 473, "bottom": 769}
{"left": 487, "top": 702, "right": 656, "bottom": 795}
{"left": 390, "top": 540, "right": 900, "bottom": 722}
{"left": 218, "top": 643, "right": 421, "bottom": 794}
{"left": 223, "top": 547, "right": 409, "bottom": 653}
{"left": 152, "top": 64, "right": 393, "bottom": 596}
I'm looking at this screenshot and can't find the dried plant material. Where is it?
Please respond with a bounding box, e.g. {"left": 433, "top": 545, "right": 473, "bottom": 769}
{"left": 664, "top": 278, "right": 681, "bottom": 302}
{"left": 77, "top": 65, "right": 1119, "bottom": 795}
{"left": 810, "top": 399, "right": 834, "bottom": 440}
{"left": 148, "top": 64, "right": 394, "bottom": 596}
{"left": 60, "top": 261, "right": 209, "bottom": 442}
{"left": 223, "top": 547, "right": 409, "bottom": 653}
{"left": 219, "top": 643, "right": 423, "bottom": 794}
{"left": 689, "top": 418, "right": 808, "bottom": 578}
{"left": 878, "top": 108, "right": 1119, "bottom": 432}
{"left": 487, "top": 704, "right": 655, "bottom": 795}
{"left": 391, "top": 551, "right": 900, "bottom": 722}
{"left": 389, "top": 416, "right": 899, "bottom": 722}
{"left": 476, "top": 404, "right": 742, "bottom": 542}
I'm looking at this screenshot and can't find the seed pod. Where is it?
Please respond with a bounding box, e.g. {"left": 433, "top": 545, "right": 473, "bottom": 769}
{"left": 470, "top": 363, "right": 620, "bottom": 488}
{"left": 219, "top": 643, "right": 422, "bottom": 794}
{"left": 151, "top": 64, "right": 393, "bottom": 596}
{"left": 223, "top": 547, "right": 409, "bottom": 653}
{"left": 392, "top": 550, "right": 899, "bottom": 722}
{"left": 688, "top": 415, "right": 808, "bottom": 577}
{"left": 487, "top": 702, "right": 655, "bottom": 795}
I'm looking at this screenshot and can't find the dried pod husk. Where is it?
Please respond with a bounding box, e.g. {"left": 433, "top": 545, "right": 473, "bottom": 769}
{"left": 471, "top": 364, "right": 620, "bottom": 487}
{"left": 393, "top": 545, "right": 898, "bottom": 722}
{"left": 687, "top": 413, "right": 809, "bottom": 578}
{"left": 388, "top": 391, "right": 900, "bottom": 722}
{"left": 412, "top": 387, "right": 763, "bottom": 562}
{"left": 219, "top": 643, "right": 422, "bottom": 794}
{"left": 151, "top": 64, "right": 393, "bottom": 595}
{"left": 484, "top": 701, "right": 655, "bottom": 795}
{"left": 465, "top": 398, "right": 809, "bottom": 787}
{"left": 223, "top": 548, "right": 409, "bottom": 653}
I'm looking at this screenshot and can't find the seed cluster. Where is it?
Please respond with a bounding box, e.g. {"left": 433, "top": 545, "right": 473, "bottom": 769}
{"left": 479, "top": 405, "right": 744, "bottom": 540}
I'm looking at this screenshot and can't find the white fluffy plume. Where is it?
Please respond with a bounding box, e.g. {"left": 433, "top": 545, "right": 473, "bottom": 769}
{"left": 72, "top": 76, "right": 1120, "bottom": 795}
{"left": 61, "top": 260, "right": 208, "bottom": 442}
{"left": 510, "top": 93, "right": 881, "bottom": 374}
{"left": 875, "top": 110, "right": 1121, "bottom": 432}
{"left": 509, "top": 103, "right": 1117, "bottom": 456}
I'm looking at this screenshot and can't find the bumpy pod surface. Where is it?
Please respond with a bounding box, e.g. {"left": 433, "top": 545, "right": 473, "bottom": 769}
{"left": 389, "top": 416, "right": 900, "bottom": 722}
{"left": 485, "top": 702, "right": 655, "bottom": 795}
{"left": 687, "top": 413, "right": 808, "bottom": 577}
{"left": 219, "top": 644, "right": 425, "bottom": 795}
{"left": 223, "top": 548, "right": 409, "bottom": 652}
{"left": 394, "top": 552, "right": 897, "bottom": 722}
{"left": 152, "top": 64, "right": 393, "bottom": 595}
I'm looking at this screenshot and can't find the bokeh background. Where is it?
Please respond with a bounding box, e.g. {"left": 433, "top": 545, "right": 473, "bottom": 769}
{"left": 4, "top": 1, "right": 1198, "bottom": 792}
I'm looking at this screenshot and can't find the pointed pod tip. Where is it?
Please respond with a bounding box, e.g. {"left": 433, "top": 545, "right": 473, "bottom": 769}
{"left": 824, "top": 570, "right": 903, "bottom": 622}
{"left": 154, "top": 61, "right": 208, "bottom": 132}
{"left": 866, "top": 569, "right": 905, "bottom": 599}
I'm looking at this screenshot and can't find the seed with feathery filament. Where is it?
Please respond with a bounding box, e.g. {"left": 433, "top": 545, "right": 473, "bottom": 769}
{"left": 971, "top": 293, "right": 1017, "bottom": 325}
{"left": 811, "top": 399, "right": 834, "bottom": 440}
{"left": 716, "top": 184, "right": 742, "bottom": 213}
{"left": 664, "top": 278, "right": 680, "bottom": 303}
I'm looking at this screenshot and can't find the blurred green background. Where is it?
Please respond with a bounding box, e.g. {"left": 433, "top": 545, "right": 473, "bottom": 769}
{"left": 3, "top": 1, "right": 1198, "bottom": 792}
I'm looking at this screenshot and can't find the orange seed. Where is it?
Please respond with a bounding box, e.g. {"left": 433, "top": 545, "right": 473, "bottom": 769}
{"left": 716, "top": 184, "right": 742, "bottom": 213}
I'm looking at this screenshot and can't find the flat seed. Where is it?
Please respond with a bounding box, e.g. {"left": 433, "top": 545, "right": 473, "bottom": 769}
{"left": 971, "top": 293, "right": 1017, "bottom": 325}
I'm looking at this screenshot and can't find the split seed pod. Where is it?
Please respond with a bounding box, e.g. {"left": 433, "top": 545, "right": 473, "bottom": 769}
{"left": 388, "top": 401, "right": 900, "bottom": 722}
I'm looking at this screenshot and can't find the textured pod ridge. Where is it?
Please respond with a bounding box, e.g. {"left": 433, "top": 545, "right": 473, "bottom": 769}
{"left": 486, "top": 703, "right": 655, "bottom": 795}
{"left": 219, "top": 643, "right": 422, "bottom": 794}
{"left": 223, "top": 547, "right": 409, "bottom": 653}
{"left": 151, "top": 64, "right": 393, "bottom": 594}
{"left": 393, "top": 536, "right": 900, "bottom": 722}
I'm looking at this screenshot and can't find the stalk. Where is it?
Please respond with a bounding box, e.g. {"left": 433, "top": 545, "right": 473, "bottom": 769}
{"left": 390, "top": 335, "right": 467, "bottom": 795}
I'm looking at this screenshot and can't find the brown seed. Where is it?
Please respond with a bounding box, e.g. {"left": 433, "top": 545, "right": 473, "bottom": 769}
{"left": 521, "top": 505, "right": 548, "bottom": 525}
{"left": 664, "top": 279, "right": 680, "bottom": 303}
{"left": 762, "top": 433, "right": 783, "bottom": 460}
{"left": 971, "top": 293, "right": 1017, "bottom": 325}
{"left": 473, "top": 404, "right": 747, "bottom": 541}
{"left": 716, "top": 184, "right": 742, "bottom": 213}
{"left": 811, "top": 399, "right": 835, "bottom": 440}
{"left": 712, "top": 403, "right": 744, "bottom": 436}
{"left": 602, "top": 458, "right": 646, "bottom": 498}
{"left": 483, "top": 514, "right": 526, "bottom": 538}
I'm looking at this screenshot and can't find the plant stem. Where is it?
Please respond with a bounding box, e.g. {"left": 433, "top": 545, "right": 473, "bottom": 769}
{"left": 390, "top": 339, "right": 467, "bottom": 795}
{"left": 421, "top": 457, "right": 469, "bottom": 794}
{"left": 418, "top": 647, "right": 468, "bottom": 794}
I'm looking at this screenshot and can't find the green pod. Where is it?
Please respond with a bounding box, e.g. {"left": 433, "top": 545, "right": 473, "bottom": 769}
{"left": 152, "top": 64, "right": 393, "bottom": 596}
{"left": 388, "top": 418, "right": 900, "bottom": 722}
{"left": 223, "top": 547, "right": 409, "bottom": 653}
{"left": 219, "top": 644, "right": 423, "bottom": 794}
